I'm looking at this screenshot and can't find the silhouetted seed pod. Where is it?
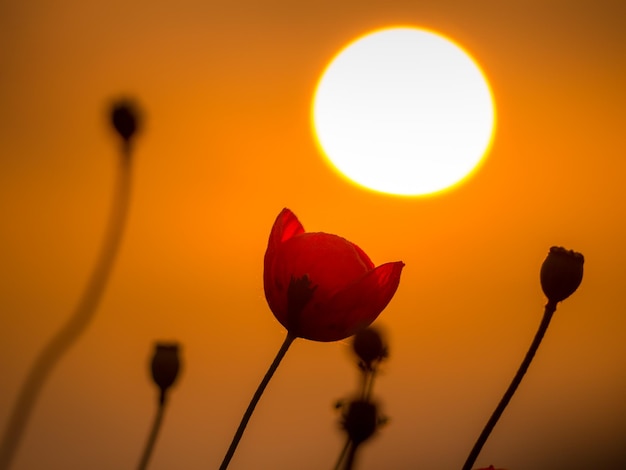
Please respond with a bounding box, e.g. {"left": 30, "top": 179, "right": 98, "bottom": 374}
{"left": 352, "top": 327, "right": 386, "bottom": 367}
{"left": 110, "top": 99, "right": 141, "bottom": 142}
{"left": 342, "top": 400, "right": 378, "bottom": 445}
{"left": 540, "top": 246, "right": 584, "bottom": 304}
{"left": 151, "top": 343, "right": 180, "bottom": 402}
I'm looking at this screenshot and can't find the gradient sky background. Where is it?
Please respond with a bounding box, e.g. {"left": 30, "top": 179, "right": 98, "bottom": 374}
{"left": 1, "top": 1, "right": 626, "bottom": 469}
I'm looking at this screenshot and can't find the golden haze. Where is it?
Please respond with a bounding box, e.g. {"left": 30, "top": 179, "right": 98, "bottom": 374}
{"left": 1, "top": 1, "right": 625, "bottom": 469}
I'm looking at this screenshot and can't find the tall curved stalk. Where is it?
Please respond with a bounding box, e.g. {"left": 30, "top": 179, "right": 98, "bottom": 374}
{"left": 0, "top": 140, "right": 134, "bottom": 470}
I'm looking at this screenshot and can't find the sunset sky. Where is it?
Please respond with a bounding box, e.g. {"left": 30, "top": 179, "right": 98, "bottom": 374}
{"left": 1, "top": 1, "right": 625, "bottom": 469}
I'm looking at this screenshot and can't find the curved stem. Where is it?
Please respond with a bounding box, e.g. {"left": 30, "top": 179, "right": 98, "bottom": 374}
{"left": 461, "top": 301, "right": 557, "bottom": 470}
{"left": 0, "top": 150, "right": 133, "bottom": 470}
{"left": 219, "top": 332, "right": 296, "bottom": 470}
{"left": 137, "top": 392, "right": 168, "bottom": 470}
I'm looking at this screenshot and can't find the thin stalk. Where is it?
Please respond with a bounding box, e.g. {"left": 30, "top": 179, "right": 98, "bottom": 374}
{"left": 0, "top": 150, "right": 133, "bottom": 470}
{"left": 343, "top": 441, "right": 359, "bottom": 470}
{"left": 218, "top": 332, "right": 296, "bottom": 470}
{"left": 333, "top": 438, "right": 351, "bottom": 470}
{"left": 363, "top": 368, "right": 377, "bottom": 402}
{"left": 461, "top": 300, "right": 557, "bottom": 470}
{"left": 137, "top": 392, "right": 168, "bottom": 470}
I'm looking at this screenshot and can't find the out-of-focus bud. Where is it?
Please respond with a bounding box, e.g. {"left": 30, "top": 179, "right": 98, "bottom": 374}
{"left": 110, "top": 99, "right": 141, "bottom": 143}
{"left": 352, "top": 327, "right": 387, "bottom": 368}
{"left": 151, "top": 343, "right": 181, "bottom": 404}
{"left": 540, "top": 246, "right": 584, "bottom": 304}
{"left": 342, "top": 399, "right": 378, "bottom": 445}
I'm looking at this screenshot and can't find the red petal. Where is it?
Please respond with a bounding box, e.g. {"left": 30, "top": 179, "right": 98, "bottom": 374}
{"left": 274, "top": 233, "right": 372, "bottom": 297}
{"left": 351, "top": 242, "right": 376, "bottom": 271}
{"left": 264, "top": 209, "right": 306, "bottom": 326}
{"left": 268, "top": 208, "right": 305, "bottom": 249}
{"left": 298, "top": 261, "right": 404, "bottom": 342}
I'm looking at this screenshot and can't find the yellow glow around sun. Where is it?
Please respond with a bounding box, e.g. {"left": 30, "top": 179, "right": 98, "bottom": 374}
{"left": 312, "top": 27, "right": 496, "bottom": 196}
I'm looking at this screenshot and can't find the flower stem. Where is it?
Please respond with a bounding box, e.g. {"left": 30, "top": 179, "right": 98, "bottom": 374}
{"left": 0, "top": 149, "right": 133, "bottom": 470}
{"left": 461, "top": 300, "right": 557, "bottom": 470}
{"left": 137, "top": 392, "right": 168, "bottom": 470}
{"left": 219, "top": 332, "right": 296, "bottom": 470}
{"left": 343, "top": 441, "right": 359, "bottom": 470}
{"left": 333, "top": 438, "right": 351, "bottom": 470}
{"left": 362, "top": 368, "right": 377, "bottom": 402}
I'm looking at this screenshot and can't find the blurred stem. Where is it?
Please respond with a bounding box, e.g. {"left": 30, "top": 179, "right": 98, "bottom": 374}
{"left": 343, "top": 441, "right": 359, "bottom": 470}
{"left": 137, "top": 392, "right": 168, "bottom": 470}
{"left": 219, "top": 332, "right": 296, "bottom": 470}
{"left": 336, "top": 365, "right": 377, "bottom": 470}
{"left": 362, "top": 367, "right": 377, "bottom": 402}
{"left": 0, "top": 148, "right": 133, "bottom": 470}
{"left": 333, "top": 438, "right": 351, "bottom": 470}
{"left": 461, "top": 300, "right": 557, "bottom": 470}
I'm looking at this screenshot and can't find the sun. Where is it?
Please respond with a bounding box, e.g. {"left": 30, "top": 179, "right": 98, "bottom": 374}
{"left": 311, "top": 27, "right": 496, "bottom": 196}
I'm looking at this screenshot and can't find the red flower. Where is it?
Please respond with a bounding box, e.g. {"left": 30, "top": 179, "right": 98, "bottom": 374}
{"left": 263, "top": 208, "right": 404, "bottom": 342}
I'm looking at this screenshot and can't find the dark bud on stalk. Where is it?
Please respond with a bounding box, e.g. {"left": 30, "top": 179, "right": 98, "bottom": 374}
{"left": 540, "top": 246, "right": 584, "bottom": 304}
{"left": 342, "top": 400, "right": 378, "bottom": 445}
{"left": 110, "top": 99, "right": 141, "bottom": 143}
{"left": 151, "top": 343, "right": 181, "bottom": 404}
{"left": 352, "top": 327, "right": 387, "bottom": 369}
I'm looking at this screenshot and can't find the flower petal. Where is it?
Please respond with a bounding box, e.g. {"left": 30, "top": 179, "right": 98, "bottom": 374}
{"left": 264, "top": 208, "right": 305, "bottom": 325}
{"left": 267, "top": 208, "right": 305, "bottom": 250}
{"left": 274, "top": 233, "right": 373, "bottom": 298}
{"left": 298, "top": 261, "right": 404, "bottom": 342}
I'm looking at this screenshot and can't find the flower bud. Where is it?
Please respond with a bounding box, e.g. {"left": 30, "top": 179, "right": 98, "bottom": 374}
{"left": 540, "top": 246, "right": 584, "bottom": 304}
{"left": 352, "top": 327, "right": 387, "bottom": 368}
{"left": 110, "top": 99, "right": 141, "bottom": 142}
{"left": 264, "top": 208, "right": 404, "bottom": 342}
{"left": 342, "top": 400, "right": 378, "bottom": 445}
{"left": 150, "top": 343, "right": 181, "bottom": 403}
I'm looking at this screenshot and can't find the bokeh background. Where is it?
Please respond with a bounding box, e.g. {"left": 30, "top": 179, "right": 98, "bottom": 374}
{"left": 1, "top": 1, "right": 625, "bottom": 469}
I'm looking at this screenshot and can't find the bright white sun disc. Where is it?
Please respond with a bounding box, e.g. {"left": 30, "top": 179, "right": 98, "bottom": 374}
{"left": 312, "top": 27, "right": 496, "bottom": 196}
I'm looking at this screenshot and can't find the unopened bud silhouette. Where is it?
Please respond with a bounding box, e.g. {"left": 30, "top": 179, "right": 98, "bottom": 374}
{"left": 110, "top": 99, "right": 141, "bottom": 143}
{"left": 151, "top": 343, "right": 180, "bottom": 404}
{"left": 540, "top": 246, "right": 584, "bottom": 304}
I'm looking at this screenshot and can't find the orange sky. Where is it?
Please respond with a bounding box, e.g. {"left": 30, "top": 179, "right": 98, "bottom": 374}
{"left": 1, "top": 1, "right": 625, "bottom": 469}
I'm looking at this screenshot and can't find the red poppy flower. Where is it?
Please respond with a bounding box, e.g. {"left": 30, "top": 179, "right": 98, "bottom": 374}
{"left": 263, "top": 208, "right": 404, "bottom": 342}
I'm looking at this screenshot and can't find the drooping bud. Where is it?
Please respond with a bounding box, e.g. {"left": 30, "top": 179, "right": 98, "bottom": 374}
{"left": 150, "top": 343, "right": 181, "bottom": 404}
{"left": 110, "top": 98, "right": 141, "bottom": 143}
{"left": 540, "top": 246, "right": 584, "bottom": 304}
{"left": 352, "top": 327, "right": 387, "bottom": 369}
